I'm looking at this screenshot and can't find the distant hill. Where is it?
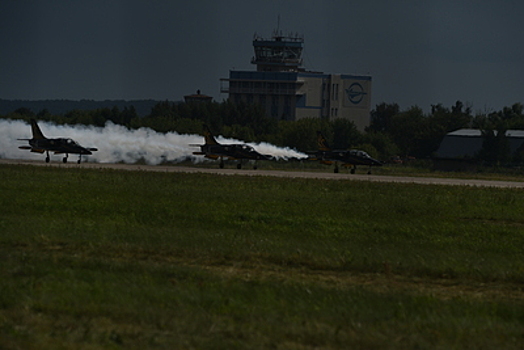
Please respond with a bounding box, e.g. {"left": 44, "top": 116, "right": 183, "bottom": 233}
{"left": 0, "top": 99, "right": 176, "bottom": 117}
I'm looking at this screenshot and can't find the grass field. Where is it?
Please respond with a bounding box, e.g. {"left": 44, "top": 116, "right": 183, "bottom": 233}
{"left": 1, "top": 164, "right": 524, "bottom": 349}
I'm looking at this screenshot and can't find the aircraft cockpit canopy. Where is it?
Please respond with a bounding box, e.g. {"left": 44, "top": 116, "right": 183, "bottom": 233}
{"left": 240, "top": 144, "right": 254, "bottom": 152}
{"left": 352, "top": 150, "right": 371, "bottom": 158}
{"left": 63, "top": 138, "right": 80, "bottom": 146}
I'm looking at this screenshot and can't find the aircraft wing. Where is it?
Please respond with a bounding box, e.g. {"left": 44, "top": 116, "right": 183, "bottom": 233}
{"left": 19, "top": 146, "right": 46, "bottom": 153}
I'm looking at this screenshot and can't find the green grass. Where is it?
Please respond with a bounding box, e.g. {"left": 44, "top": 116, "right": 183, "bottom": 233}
{"left": 2, "top": 164, "right": 524, "bottom": 349}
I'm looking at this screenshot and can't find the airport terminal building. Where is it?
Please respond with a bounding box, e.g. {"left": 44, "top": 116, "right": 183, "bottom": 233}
{"left": 220, "top": 31, "right": 372, "bottom": 131}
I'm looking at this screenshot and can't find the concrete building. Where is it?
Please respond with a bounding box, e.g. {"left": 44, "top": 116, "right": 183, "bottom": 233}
{"left": 220, "top": 30, "right": 372, "bottom": 131}
{"left": 184, "top": 90, "right": 213, "bottom": 104}
{"left": 435, "top": 129, "right": 524, "bottom": 159}
{"left": 433, "top": 128, "right": 524, "bottom": 171}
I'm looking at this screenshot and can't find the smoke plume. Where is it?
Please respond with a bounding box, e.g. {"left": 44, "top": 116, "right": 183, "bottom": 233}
{"left": 0, "top": 119, "right": 307, "bottom": 165}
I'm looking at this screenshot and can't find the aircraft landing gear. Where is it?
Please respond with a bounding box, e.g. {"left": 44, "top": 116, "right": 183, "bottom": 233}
{"left": 45, "top": 151, "right": 50, "bottom": 163}
{"left": 63, "top": 154, "right": 68, "bottom": 163}
{"left": 237, "top": 163, "right": 242, "bottom": 169}
{"left": 350, "top": 168, "right": 356, "bottom": 174}
{"left": 334, "top": 163, "right": 339, "bottom": 173}
{"left": 219, "top": 158, "right": 224, "bottom": 169}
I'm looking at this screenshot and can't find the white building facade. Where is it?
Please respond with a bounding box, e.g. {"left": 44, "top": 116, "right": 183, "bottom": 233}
{"left": 220, "top": 31, "right": 372, "bottom": 131}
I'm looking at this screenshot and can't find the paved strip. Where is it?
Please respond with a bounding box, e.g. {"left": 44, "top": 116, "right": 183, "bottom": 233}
{"left": 2, "top": 158, "right": 524, "bottom": 188}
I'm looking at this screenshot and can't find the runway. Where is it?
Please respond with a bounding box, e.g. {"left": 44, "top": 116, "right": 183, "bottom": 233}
{"left": 2, "top": 158, "right": 524, "bottom": 189}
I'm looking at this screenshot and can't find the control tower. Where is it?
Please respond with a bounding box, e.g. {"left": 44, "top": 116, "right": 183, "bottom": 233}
{"left": 220, "top": 29, "right": 372, "bottom": 130}
{"left": 251, "top": 30, "right": 304, "bottom": 72}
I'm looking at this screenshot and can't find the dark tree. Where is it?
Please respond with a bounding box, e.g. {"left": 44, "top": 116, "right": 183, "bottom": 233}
{"left": 368, "top": 103, "right": 400, "bottom": 133}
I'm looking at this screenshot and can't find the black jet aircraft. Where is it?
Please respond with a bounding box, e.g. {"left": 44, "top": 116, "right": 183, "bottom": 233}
{"left": 308, "top": 131, "right": 383, "bottom": 174}
{"left": 191, "top": 125, "right": 272, "bottom": 169}
{"left": 18, "top": 119, "right": 98, "bottom": 164}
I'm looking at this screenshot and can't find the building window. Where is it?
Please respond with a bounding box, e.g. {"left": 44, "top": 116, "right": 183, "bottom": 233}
{"left": 296, "top": 95, "right": 305, "bottom": 107}
{"left": 229, "top": 81, "right": 238, "bottom": 93}
{"left": 271, "top": 105, "right": 278, "bottom": 117}
{"left": 332, "top": 84, "right": 339, "bottom": 101}
{"left": 283, "top": 105, "right": 291, "bottom": 119}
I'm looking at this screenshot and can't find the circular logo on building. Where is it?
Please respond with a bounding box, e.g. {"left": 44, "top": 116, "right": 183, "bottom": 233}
{"left": 346, "top": 82, "right": 367, "bottom": 105}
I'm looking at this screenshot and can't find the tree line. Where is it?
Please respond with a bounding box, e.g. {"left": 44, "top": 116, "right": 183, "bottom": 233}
{"left": 4, "top": 100, "right": 524, "bottom": 164}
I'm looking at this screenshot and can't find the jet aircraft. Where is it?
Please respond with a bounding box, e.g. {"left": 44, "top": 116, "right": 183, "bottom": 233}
{"left": 308, "top": 131, "right": 383, "bottom": 174}
{"left": 18, "top": 119, "right": 98, "bottom": 164}
{"left": 191, "top": 125, "right": 272, "bottom": 169}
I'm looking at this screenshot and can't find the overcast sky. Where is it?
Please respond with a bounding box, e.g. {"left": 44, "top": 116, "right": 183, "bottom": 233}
{"left": 1, "top": 0, "right": 523, "bottom": 112}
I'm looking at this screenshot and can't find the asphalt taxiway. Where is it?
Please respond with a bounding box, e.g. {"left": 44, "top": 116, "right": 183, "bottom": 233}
{"left": 2, "top": 158, "right": 524, "bottom": 189}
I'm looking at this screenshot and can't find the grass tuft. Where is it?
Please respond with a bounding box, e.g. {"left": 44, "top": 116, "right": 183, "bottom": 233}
{"left": 2, "top": 164, "right": 524, "bottom": 349}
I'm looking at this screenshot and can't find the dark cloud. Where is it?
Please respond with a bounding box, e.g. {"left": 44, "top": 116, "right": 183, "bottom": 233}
{"left": 1, "top": 0, "right": 523, "bottom": 112}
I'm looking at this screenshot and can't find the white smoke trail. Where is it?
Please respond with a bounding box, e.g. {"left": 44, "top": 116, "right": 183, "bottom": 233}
{"left": 0, "top": 119, "right": 307, "bottom": 165}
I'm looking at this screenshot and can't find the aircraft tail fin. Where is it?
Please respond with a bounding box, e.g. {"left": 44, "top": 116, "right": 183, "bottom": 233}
{"left": 30, "top": 119, "right": 47, "bottom": 140}
{"left": 203, "top": 124, "right": 219, "bottom": 145}
{"left": 317, "top": 131, "right": 331, "bottom": 151}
